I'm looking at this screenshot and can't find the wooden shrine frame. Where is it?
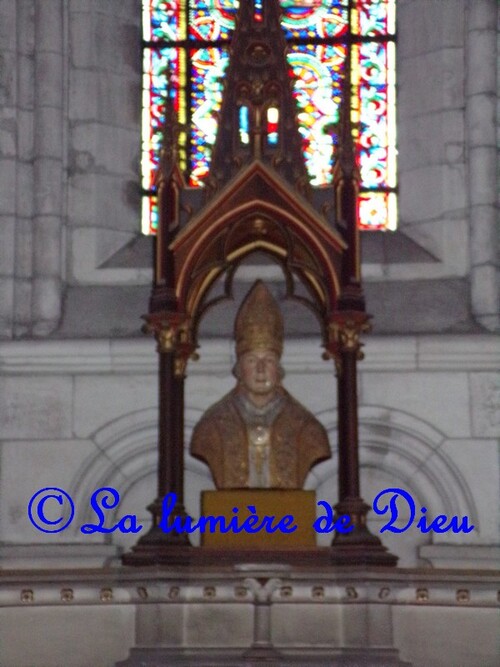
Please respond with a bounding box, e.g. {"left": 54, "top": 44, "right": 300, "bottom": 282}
{"left": 123, "top": 0, "right": 396, "bottom": 567}
{"left": 123, "top": 154, "right": 396, "bottom": 566}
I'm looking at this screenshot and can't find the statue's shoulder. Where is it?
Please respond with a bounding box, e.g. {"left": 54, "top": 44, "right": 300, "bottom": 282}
{"left": 190, "top": 391, "right": 240, "bottom": 460}
{"left": 280, "top": 389, "right": 328, "bottom": 436}
{"left": 281, "top": 389, "right": 319, "bottom": 422}
{"left": 195, "top": 390, "right": 239, "bottom": 426}
{"left": 280, "top": 390, "right": 330, "bottom": 461}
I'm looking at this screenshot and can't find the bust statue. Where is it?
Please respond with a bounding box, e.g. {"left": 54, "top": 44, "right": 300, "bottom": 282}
{"left": 190, "top": 281, "right": 331, "bottom": 489}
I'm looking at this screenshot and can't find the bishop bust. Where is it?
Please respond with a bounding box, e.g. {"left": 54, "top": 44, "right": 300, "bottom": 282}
{"left": 190, "top": 281, "right": 331, "bottom": 489}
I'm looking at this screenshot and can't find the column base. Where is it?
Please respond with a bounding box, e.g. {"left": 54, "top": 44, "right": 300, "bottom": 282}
{"left": 330, "top": 498, "right": 398, "bottom": 566}
{"left": 122, "top": 498, "right": 193, "bottom": 566}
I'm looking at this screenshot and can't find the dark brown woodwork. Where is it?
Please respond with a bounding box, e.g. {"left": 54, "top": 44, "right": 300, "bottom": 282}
{"left": 337, "top": 349, "right": 361, "bottom": 501}
{"left": 324, "top": 46, "right": 397, "bottom": 564}
{"left": 122, "top": 95, "right": 194, "bottom": 565}
{"left": 170, "top": 162, "right": 345, "bottom": 331}
{"left": 329, "top": 326, "right": 397, "bottom": 566}
{"left": 122, "top": 347, "right": 192, "bottom": 566}
{"left": 208, "top": 0, "right": 308, "bottom": 194}
{"left": 157, "top": 352, "right": 189, "bottom": 540}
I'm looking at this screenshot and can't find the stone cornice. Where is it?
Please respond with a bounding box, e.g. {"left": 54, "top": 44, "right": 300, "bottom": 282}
{"left": 0, "top": 564, "right": 498, "bottom": 609}
{"left": 0, "top": 335, "right": 497, "bottom": 375}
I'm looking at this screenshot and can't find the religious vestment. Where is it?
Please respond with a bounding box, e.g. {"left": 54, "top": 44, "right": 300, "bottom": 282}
{"left": 190, "top": 388, "right": 330, "bottom": 489}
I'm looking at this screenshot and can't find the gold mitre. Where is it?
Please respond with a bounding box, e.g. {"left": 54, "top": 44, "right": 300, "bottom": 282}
{"left": 235, "top": 281, "right": 284, "bottom": 357}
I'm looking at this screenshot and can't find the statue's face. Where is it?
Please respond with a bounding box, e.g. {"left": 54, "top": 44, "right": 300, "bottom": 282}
{"left": 238, "top": 349, "right": 281, "bottom": 404}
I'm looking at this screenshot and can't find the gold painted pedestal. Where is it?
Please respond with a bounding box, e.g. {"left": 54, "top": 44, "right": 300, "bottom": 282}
{"left": 201, "top": 489, "right": 317, "bottom": 549}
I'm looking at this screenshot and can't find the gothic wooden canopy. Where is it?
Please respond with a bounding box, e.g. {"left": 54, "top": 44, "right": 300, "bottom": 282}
{"left": 124, "top": 0, "right": 396, "bottom": 567}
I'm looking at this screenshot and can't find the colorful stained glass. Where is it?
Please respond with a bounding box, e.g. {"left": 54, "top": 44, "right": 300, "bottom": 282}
{"left": 141, "top": 47, "right": 180, "bottom": 193}
{"left": 239, "top": 105, "right": 250, "bottom": 145}
{"left": 351, "top": 0, "right": 396, "bottom": 37}
{"left": 288, "top": 44, "right": 345, "bottom": 186}
{"left": 254, "top": 0, "right": 263, "bottom": 23}
{"left": 358, "top": 191, "right": 397, "bottom": 231}
{"left": 187, "top": 1, "right": 349, "bottom": 41}
{"left": 141, "top": 0, "right": 397, "bottom": 233}
{"left": 353, "top": 41, "right": 391, "bottom": 188}
{"left": 189, "top": 0, "right": 235, "bottom": 41}
{"left": 145, "top": 1, "right": 184, "bottom": 42}
{"left": 190, "top": 47, "right": 229, "bottom": 185}
{"left": 266, "top": 107, "right": 279, "bottom": 146}
{"left": 280, "top": 0, "right": 348, "bottom": 39}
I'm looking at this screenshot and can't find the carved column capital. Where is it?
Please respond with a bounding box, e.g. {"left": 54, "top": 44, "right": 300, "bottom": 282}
{"left": 142, "top": 312, "right": 198, "bottom": 376}
{"left": 323, "top": 311, "right": 372, "bottom": 364}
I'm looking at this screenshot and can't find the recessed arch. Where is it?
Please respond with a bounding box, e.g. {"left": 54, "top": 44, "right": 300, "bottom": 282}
{"left": 308, "top": 405, "right": 479, "bottom": 533}
{"left": 69, "top": 408, "right": 212, "bottom": 535}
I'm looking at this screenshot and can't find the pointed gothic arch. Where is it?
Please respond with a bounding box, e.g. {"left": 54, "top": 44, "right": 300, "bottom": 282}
{"left": 170, "top": 162, "right": 346, "bottom": 339}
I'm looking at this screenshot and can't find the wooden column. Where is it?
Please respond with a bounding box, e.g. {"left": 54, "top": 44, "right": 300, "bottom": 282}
{"left": 337, "top": 343, "right": 361, "bottom": 501}
{"left": 326, "top": 53, "right": 397, "bottom": 564}
{"left": 154, "top": 339, "right": 190, "bottom": 542}
{"left": 122, "top": 319, "right": 193, "bottom": 565}
{"left": 327, "top": 313, "right": 397, "bottom": 566}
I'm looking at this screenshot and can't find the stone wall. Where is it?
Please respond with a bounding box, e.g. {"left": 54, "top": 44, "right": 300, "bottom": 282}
{"left": 0, "top": 0, "right": 498, "bottom": 337}
{"left": 1, "top": 336, "right": 498, "bottom": 571}
{"left": 1, "top": 568, "right": 499, "bottom": 667}
{"left": 0, "top": 0, "right": 143, "bottom": 339}
{"left": 0, "top": 3, "right": 498, "bottom": 664}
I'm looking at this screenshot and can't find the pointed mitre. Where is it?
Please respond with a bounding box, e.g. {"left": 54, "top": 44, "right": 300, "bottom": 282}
{"left": 235, "top": 281, "right": 284, "bottom": 357}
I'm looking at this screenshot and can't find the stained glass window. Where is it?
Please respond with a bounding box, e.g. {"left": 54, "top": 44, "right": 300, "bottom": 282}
{"left": 141, "top": 1, "right": 397, "bottom": 234}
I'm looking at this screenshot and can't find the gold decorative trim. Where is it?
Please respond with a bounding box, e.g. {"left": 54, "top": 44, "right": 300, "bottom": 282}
{"left": 227, "top": 240, "right": 287, "bottom": 263}
{"left": 143, "top": 314, "right": 197, "bottom": 379}
{"left": 456, "top": 589, "right": 470, "bottom": 603}
{"left": 324, "top": 311, "right": 372, "bottom": 369}
{"left": 20, "top": 589, "right": 34, "bottom": 603}
{"left": 345, "top": 586, "right": 358, "bottom": 600}
{"left": 100, "top": 588, "right": 113, "bottom": 602}
{"left": 157, "top": 325, "right": 176, "bottom": 353}
{"left": 60, "top": 588, "right": 74, "bottom": 602}
{"left": 416, "top": 588, "right": 429, "bottom": 602}
{"left": 174, "top": 194, "right": 344, "bottom": 320}
{"left": 329, "top": 318, "right": 371, "bottom": 355}
{"left": 174, "top": 356, "right": 188, "bottom": 378}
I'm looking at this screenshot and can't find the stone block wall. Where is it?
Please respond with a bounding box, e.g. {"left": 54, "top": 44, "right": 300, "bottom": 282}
{"left": 0, "top": 0, "right": 143, "bottom": 339}
{"left": 0, "top": 3, "right": 498, "bottom": 664}
{"left": 0, "top": 336, "right": 498, "bottom": 571}
{"left": 1, "top": 555, "right": 499, "bottom": 666}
